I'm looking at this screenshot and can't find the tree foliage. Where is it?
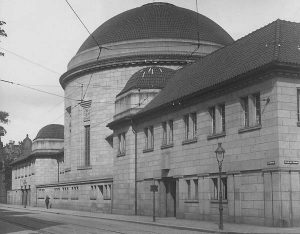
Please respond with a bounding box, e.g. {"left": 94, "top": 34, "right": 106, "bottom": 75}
{"left": 0, "top": 111, "right": 9, "bottom": 136}
{"left": 0, "top": 21, "right": 6, "bottom": 56}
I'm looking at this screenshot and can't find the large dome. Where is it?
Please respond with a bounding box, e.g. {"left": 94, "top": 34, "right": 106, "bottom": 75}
{"left": 35, "top": 124, "right": 64, "bottom": 140}
{"left": 77, "top": 2, "right": 233, "bottom": 54}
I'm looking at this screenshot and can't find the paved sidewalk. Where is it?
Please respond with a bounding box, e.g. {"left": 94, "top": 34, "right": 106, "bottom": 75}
{"left": 1, "top": 204, "right": 300, "bottom": 234}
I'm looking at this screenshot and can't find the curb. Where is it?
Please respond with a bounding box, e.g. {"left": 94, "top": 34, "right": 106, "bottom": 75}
{"left": 1, "top": 205, "right": 299, "bottom": 234}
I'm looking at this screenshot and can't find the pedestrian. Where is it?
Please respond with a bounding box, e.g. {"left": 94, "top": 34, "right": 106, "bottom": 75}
{"left": 45, "top": 195, "right": 50, "bottom": 209}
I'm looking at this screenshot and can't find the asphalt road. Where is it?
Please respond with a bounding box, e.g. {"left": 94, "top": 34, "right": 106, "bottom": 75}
{"left": 0, "top": 207, "right": 206, "bottom": 234}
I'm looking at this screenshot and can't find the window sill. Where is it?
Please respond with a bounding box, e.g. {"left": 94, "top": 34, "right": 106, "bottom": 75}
{"left": 207, "top": 132, "right": 226, "bottom": 140}
{"left": 238, "top": 124, "right": 261, "bottom": 133}
{"left": 143, "top": 148, "right": 154, "bottom": 153}
{"left": 182, "top": 138, "right": 197, "bottom": 145}
{"left": 117, "top": 152, "right": 125, "bottom": 157}
{"left": 161, "top": 143, "right": 174, "bottom": 150}
{"left": 210, "top": 199, "right": 228, "bottom": 204}
{"left": 184, "top": 200, "right": 199, "bottom": 203}
{"left": 77, "top": 166, "right": 92, "bottom": 170}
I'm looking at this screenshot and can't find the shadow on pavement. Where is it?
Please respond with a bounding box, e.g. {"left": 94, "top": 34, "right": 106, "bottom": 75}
{"left": 0, "top": 208, "right": 61, "bottom": 234}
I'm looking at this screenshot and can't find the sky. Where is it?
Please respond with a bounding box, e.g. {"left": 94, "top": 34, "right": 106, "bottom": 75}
{"left": 0, "top": 0, "right": 300, "bottom": 145}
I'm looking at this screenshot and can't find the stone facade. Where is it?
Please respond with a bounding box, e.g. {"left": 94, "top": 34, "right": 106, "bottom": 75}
{"left": 110, "top": 73, "right": 300, "bottom": 227}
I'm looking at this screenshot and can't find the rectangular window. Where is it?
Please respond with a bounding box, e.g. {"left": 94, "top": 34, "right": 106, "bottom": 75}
{"left": 186, "top": 179, "right": 199, "bottom": 200}
{"left": 183, "top": 113, "right": 197, "bottom": 141}
{"left": 184, "top": 114, "right": 189, "bottom": 140}
{"left": 220, "top": 104, "right": 226, "bottom": 133}
{"left": 221, "top": 178, "right": 228, "bottom": 200}
{"left": 212, "top": 178, "right": 218, "bottom": 200}
{"left": 144, "top": 126, "right": 154, "bottom": 150}
{"left": 162, "top": 120, "right": 174, "bottom": 146}
{"left": 209, "top": 104, "right": 225, "bottom": 135}
{"left": 191, "top": 113, "right": 197, "bottom": 138}
{"left": 240, "top": 93, "right": 261, "bottom": 129}
{"left": 84, "top": 125, "right": 90, "bottom": 166}
{"left": 168, "top": 120, "right": 173, "bottom": 144}
{"left": 118, "top": 133, "right": 126, "bottom": 155}
{"left": 298, "top": 89, "right": 300, "bottom": 122}
{"left": 186, "top": 180, "right": 191, "bottom": 200}
{"left": 211, "top": 177, "right": 228, "bottom": 201}
{"left": 162, "top": 122, "right": 167, "bottom": 145}
{"left": 194, "top": 179, "right": 199, "bottom": 200}
{"left": 209, "top": 107, "right": 216, "bottom": 134}
{"left": 241, "top": 96, "right": 249, "bottom": 127}
{"left": 253, "top": 93, "right": 261, "bottom": 125}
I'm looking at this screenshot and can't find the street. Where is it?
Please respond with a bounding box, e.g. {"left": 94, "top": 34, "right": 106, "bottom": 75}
{"left": 0, "top": 207, "right": 205, "bottom": 234}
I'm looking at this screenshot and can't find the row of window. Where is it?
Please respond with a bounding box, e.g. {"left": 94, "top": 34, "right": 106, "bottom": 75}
{"left": 185, "top": 177, "right": 228, "bottom": 201}
{"left": 38, "top": 184, "right": 112, "bottom": 201}
{"left": 117, "top": 92, "right": 262, "bottom": 155}
{"left": 13, "top": 161, "right": 35, "bottom": 179}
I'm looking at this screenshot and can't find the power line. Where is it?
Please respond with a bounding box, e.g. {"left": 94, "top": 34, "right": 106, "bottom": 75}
{"left": 0, "top": 78, "right": 79, "bottom": 101}
{"left": 64, "top": 0, "right": 110, "bottom": 52}
{"left": 0, "top": 46, "right": 61, "bottom": 75}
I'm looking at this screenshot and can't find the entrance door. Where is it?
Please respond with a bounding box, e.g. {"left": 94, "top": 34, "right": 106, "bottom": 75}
{"left": 164, "top": 179, "right": 176, "bottom": 217}
{"left": 27, "top": 189, "right": 31, "bottom": 206}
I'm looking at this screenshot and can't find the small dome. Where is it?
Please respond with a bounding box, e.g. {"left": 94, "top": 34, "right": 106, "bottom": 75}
{"left": 117, "top": 66, "right": 174, "bottom": 97}
{"left": 77, "top": 2, "right": 233, "bottom": 54}
{"left": 35, "top": 124, "right": 64, "bottom": 140}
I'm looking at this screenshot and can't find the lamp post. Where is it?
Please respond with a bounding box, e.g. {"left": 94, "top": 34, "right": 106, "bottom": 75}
{"left": 215, "top": 142, "right": 225, "bottom": 230}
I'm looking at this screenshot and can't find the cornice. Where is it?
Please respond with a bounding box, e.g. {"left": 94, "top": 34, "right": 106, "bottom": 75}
{"left": 60, "top": 53, "right": 201, "bottom": 89}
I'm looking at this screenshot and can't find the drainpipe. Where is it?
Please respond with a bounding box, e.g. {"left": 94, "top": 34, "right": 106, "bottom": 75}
{"left": 57, "top": 159, "right": 59, "bottom": 183}
{"left": 131, "top": 122, "right": 137, "bottom": 215}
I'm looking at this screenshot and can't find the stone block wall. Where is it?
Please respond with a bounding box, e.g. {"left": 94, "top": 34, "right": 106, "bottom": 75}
{"left": 113, "top": 75, "right": 300, "bottom": 226}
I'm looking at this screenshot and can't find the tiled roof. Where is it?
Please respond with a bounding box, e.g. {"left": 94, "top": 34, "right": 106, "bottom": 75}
{"left": 10, "top": 150, "right": 63, "bottom": 165}
{"left": 77, "top": 2, "right": 233, "bottom": 54}
{"left": 34, "top": 124, "right": 64, "bottom": 140}
{"left": 117, "top": 66, "right": 175, "bottom": 97}
{"left": 137, "top": 20, "right": 300, "bottom": 116}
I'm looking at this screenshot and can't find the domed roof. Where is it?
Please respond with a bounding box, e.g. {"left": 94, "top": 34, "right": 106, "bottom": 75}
{"left": 77, "top": 2, "right": 233, "bottom": 54}
{"left": 35, "top": 124, "right": 64, "bottom": 140}
{"left": 117, "top": 66, "right": 174, "bottom": 97}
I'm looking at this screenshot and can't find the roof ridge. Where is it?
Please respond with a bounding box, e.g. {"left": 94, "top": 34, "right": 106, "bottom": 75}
{"left": 273, "top": 19, "right": 281, "bottom": 61}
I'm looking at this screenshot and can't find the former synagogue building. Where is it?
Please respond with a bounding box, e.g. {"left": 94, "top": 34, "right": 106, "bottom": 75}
{"left": 8, "top": 2, "right": 300, "bottom": 227}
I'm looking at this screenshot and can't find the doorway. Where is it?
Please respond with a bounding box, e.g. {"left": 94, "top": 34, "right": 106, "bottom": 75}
{"left": 161, "top": 178, "right": 176, "bottom": 217}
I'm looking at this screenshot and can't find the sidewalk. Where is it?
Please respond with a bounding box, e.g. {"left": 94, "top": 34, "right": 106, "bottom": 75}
{"left": 1, "top": 204, "right": 300, "bottom": 234}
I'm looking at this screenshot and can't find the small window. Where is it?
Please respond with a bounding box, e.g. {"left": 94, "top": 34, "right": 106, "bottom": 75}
{"left": 241, "top": 96, "right": 249, "bottom": 127}
{"left": 297, "top": 89, "right": 300, "bottom": 122}
{"left": 253, "top": 93, "right": 261, "bottom": 125}
{"left": 240, "top": 93, "right": 261, "bottom": 129}
{"left": 211, "top": 177, "right": 227, "bottom": 201}
{"left": 209, "top": 104, "right": 225, "bottom": 135}
{"left": 162, "top": 120, "right": 174, "bottom": 146}
{"left": 184, "top": 114, "right": 189, "bottom": 140}
{"left": 118, "top": 132, "right": 126, "bottom": 156}
{"left": 183, "top": 113, "right": 197, "bottom": 141}
{"left": 186, "top": 179, "right": 199, "bottom": 201}
{"left": 84, "top": 125, "right": 90, "bottom": 166}
{"left": 144, "top": 126, "right": 154, "bottom": 150}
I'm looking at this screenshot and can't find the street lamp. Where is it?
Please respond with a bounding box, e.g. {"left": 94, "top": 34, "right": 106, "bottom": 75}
{"left": 215, "top": 142, "right": 225, "bottom": 230}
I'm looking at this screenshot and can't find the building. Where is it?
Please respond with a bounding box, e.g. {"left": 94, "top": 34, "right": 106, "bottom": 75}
{"left": 107, "top": 19, "right": 300, "bottom": 227}
{"left": 55, "top": 2, "right": 232, "bottom": 213}
{"left": 8, "top": 124, "right": 63, "bottom": 207}
{"left": 0, "top": 139, "right": 29, "bottom": 203}
{"left": 10, "top": 2, "right": 300, "bottom": 227}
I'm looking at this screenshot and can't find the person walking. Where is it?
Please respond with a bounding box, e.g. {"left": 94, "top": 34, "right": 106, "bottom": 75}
{"left": 45, "top": 195, "right": 50, "bottom": 209}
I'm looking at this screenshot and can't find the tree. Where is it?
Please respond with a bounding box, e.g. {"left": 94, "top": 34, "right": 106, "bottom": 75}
{"left": 0, "top": 111, "right": 9, "bottom": 137}
{"left": 0, "top": 21, "right": 7, "bottom": 56}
